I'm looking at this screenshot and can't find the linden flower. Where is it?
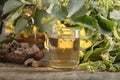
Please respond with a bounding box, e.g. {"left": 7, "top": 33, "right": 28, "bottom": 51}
{"left": 100, "top": 53, "right": 109, "bottom": 62}
{"left": 5, "top": 21, "right": 15, "bottom": 34}
{"left": 80, "top": 28, "right": 92, "bottom": 49}
{"left": 6, "top": 22, "right": 14, "bottom": 27}
{"left": 79, "top": 51, "right": 84, "bottom": 57}
{"left": 110, "top": 10, "right": 120, "bottom": 20}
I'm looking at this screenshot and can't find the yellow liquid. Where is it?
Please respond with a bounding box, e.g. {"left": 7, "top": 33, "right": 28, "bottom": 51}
{"left": 48, "top": 36, "right": 80, "bottom": 69}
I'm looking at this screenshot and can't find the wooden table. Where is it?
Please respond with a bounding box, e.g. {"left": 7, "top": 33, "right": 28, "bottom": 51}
{"left": 0, "top": 62, "right": 120, "bottom": 80}
{"left": 0, "top": 51, "right": 119, "bottom": 80}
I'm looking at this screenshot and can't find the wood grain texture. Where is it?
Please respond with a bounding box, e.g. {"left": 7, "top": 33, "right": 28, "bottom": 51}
{"left": 0, "top": 63, "right": 120, "bottom": 80}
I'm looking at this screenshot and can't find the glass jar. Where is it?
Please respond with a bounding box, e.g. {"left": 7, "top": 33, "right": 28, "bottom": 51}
{"left": 47, "top": 28, "right": 80, "bottom": 70}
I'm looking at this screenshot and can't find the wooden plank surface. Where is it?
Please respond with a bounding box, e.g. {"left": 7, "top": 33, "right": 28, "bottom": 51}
{"left": 0, "top": 63, "right": 120, "bottom": 80}
{"left": 0, "top": 54, "right": 120, "bottom": 80}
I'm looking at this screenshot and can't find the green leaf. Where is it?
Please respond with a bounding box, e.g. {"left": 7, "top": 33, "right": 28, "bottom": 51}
{"left": 14, "top": 18, "right": 28, "bottom": 34}
{"left": 67, "top": 0, "right": 85, "bottom": 17}
{"left": 71, "top": 5, "right": 88, "bottom": 20}
{"left": 34, "top": 9, "right": 53, "bottom": 32}
{"left": 79, "top": 62, "right": 90, "bottom": 70}
{"left": 83, "top": 49, "right": 93, "bottom": 62}
{"left": 41, "top": 17, "right": 55, "bottom": 24}
{"left": 95, "top": 15, "right": 115, "bottom": 31}
{"left": 83, "top": 40, "right": 104, "bottom": 62}
{"left": 90, "top": 48, "right": 107, "bottom": 61}
{"left": 113, "top": 47, "right": 120, "bottom": 62}
{"left": 8, "top": 4, "right": 24, "bottom": 22}
{"left": 52, "top": 4, "right": 68, "bottom": 20}
{"left": 2, "top": 0, "right": 23, "bottom": 15}
{"left": 0, "top": 35, "right": 6, "bottom": 42}
{"left": 1, "top": 38, "right": 14, "bottom": 44}
{"left": 114, "top": 63, "right": 120, "bottom": 70}
{"left": 113, "top": 27, "right": 120, "bottom": 40}
{"left": 97, "top": 25, "right": 112, "bottom": 35}
{"left": 20, "top": 0, "right": 32, "bottom": 4}
{"left": 75, "top": 15, "right": 97, "bottom": 31}
{"left": 75, "top": 15, "right": 97, "bottom": 39}
{"left": 43, "top": 0, "right": 59, "bottom": 4}
{"left": 36, "top": 0, "right": 42, "bottom": 10}
{"left": 41, "top": 0, "right": 59, "bottom": 8}
{"left": 41, "top": 0, "right": 50, "bottom": 7}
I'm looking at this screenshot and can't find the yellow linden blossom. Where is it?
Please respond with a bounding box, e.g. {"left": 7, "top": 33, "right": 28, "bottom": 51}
{"left": 60, "top": 24, "right": 66, "bottom": 28}
{"left": 5, "top": 21, "right": 15, "bottom": 34}
{"left": 61, "top": 28, "right": 73, "bottom": 35}
{"left": 56, "top": 20, "right": 61, "bottom": 27}
{"left": 33, "top": 25, "right": 37, "bottom": 34}
{"left": 79, "top": 51, "right": 84, "bottom": 57}
{"left": 19, "top": 31, "right": 29, "bottom": 38}
{"left": 6, "top": 21, "right": 14, "bottom": 29}
{"left": 58, "top": 38, "right": 75, "bottom": 49}
{"left": 80, "top": 39, "right": 92, "bottom": 49}
{"left": 80, "top": 28, "right": 92, "bottom": 49}
{"left": 54, "top": 20, "right": 68, "bottom": 34}
{"left": 5, "top": 29, "right": 12, "bottom": 34}
{"left": 80, "top": 27, "right": 86, "bottom": 36}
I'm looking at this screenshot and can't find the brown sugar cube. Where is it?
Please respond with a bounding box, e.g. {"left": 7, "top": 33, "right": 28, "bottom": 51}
{"left": 11, "top": 40, "right": 20, "bottom": 48}
{"left": 16, "top": 48, "right": 24, "bottom": 51}
{"left": 24, "top": 58, "right": 43, "bottom": 67}
{"left": 4, "top": 53, "right": 26, "bottom": 64}
{"left": 32, "top": 45, "right": 40, "bottom": 53}
{"left": 10, "top": 47, "right": 16, "bottom": 52}
{"left": 3, "top": 43, "right": 11, "bottom": 49}
{"left": 14, "top": 50, "right": 22, "bottom": 55}
{"left": 24, "top": 58, "right": 34, "bottom": 66}
{"left": 34, "top": 51, "right": 44, "bottom": 60}
{"left": 2, "top": 49, "right": 10, "bottom": 54}
{"left": 20, "top": 43, "right": 29, "bottom": 49}
{"left": 22, "top": 48, "right": 35, "bottom": 55}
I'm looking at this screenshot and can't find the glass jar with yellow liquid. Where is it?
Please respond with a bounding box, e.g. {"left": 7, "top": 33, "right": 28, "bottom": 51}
{"left": 47, "top": 27, "right": 80, "bottom": 70}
